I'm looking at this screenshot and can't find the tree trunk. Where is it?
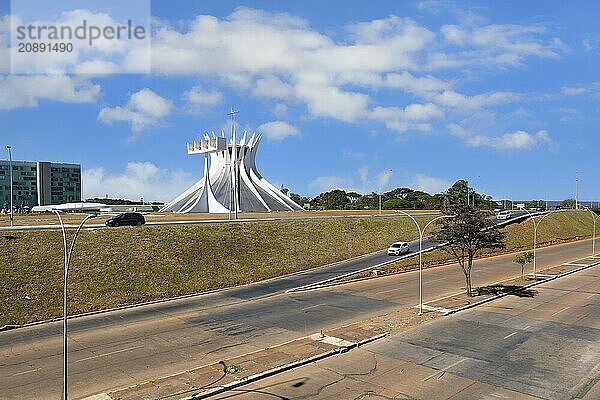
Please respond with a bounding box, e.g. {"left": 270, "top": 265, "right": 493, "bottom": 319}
{"left": 465, "top": 255, "right": 474, "bottom": 296}
{"left": 465, "top": 272, "right": 472, "bottom": 296}
{"left": 521, "top": 265, "right": 524, "bottom": 280}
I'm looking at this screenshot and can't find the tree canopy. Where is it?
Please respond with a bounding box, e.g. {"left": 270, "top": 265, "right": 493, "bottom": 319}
{"left": 434, "top": 205, "right": 506, "bottom": 296}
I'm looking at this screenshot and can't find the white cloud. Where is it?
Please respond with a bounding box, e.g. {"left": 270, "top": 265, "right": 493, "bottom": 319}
{"left": 342, "top": 148, "right": 365, "bottom": 160}
{"left": 148, "top": 9, "right": 435, "bottom": 122}
{"left": 376, "top": 169, "right": 394, "bottom": 188}
{"left": 433, "top": 90, "right": 518, "bottom": 110}
{"left": 358, "top": 167, "right": 369, "bottom": 185}
{"left": 272, "top": 103, "right": 288, "bottom": 117}
{"left": 371, "top": 103, "right": 442, "bottom": 132}
{"left": 183, "top": 86, "right": 223, "bottom": 112}
{"left": 412, "top": 173, "right": 451, "bottom": 194}
{"left": 98, "top": 88, "right": 172, "bottom": 132}
{"left": 561, "top": 86, "right": 586, "bottom": 96}
{"left": 257, "top": 120, "right": 300, "bottom": 141}
{"left": 0, "top": 75, "right": 100, "bottom": 110}
{"left": 83, "top": 162, "right": 195, "bottom": 202}
{"left": 383, "top": 71, "right": 450, "bottom": 95}
{"left": 436, "top": 23, "right": 566, "bottom": 69}
{"left": 253, "top": 76, "right": 294, "bottom": 99}
{"left": 308, "top": 168, "right": 393, "bottom": 195}
{"left": 308, "top": 176, "right": 353, "bottom": 193}
{"left": 449, "top": 124, "right": 552, "bottom": 150}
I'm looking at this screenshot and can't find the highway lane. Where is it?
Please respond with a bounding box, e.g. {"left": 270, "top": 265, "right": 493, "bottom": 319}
{"left": 0, "top": 238, "right": 595, "bottom": 399}
{"left": 0, "top": 208, "right": 535, "bottom": 233}
{"left": 0, "top": 211, "right": 441, "bottom": 232}
{"left": 222, "top": 258, "right": 600, "bottom": 399}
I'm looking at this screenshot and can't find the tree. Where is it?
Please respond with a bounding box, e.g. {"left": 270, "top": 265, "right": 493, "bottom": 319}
{"left": 561, "top": 198, "right": 576, "bottom": 209}
{"left": 289, "top": 193, "right": 310, "bottom": 206}
{"left": 434, "top": 205, "right": 506, "bottom": 296}
{"left": 513, "top": 251, "right": 534, "bottom": 280}
{"left": 311, "top": 189, "right": 351, "bottom": 210}
{"left": 383, "top": 198, "right": 411, "bottom": 209}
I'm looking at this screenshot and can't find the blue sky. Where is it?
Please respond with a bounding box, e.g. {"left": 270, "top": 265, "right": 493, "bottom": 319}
{"left": 1, "top": 0, "right": 598, "bottom": 203}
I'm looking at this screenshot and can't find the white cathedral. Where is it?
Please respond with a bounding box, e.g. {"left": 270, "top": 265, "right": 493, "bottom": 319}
{"left": 161, "top": 127, "right": 303, "bottom": 214}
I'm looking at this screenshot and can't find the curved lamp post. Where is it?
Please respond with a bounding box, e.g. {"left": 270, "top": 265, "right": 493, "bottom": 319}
{"left": 520, "top": 208, "right": 562, "bottom": 279}
{"left": 579, "top": 205, "right": 598, "bottom": 256}
{"left": 52, "top": 210, "right": 96, "bottom": 400}
{"left": 7, "top": 145, "right": 13, "bottom": 227}
{"left": 394, "top": 211, "right": 454, "bottom": 315}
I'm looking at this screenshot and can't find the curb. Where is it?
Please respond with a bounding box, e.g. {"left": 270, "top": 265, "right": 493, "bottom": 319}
{"left": 287, "top": 243, "right": 447, "bottom": 293}
{"left": 185, "top": 332, "right": 389, "bottom": 400}
{"left": 0, "top": 247, "right": 393, "bottom": 332}
{"left": 443, "top": 258, "right": 600, "bottom": 316}
{"left": 295, "top": 237, "right": 595, "bottom": 294}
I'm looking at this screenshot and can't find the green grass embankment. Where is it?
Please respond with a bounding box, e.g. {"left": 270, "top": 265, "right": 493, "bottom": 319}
{"left": 380, "top": 210, "right": 596, "bottom": 275}
{"left": 1, "top": 216, "right": 432, "bottom": 326}
{"left": 1, "top": 211, "right": 594, "bottom": 327}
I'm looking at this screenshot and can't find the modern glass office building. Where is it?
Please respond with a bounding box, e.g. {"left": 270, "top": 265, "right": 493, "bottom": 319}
{"left": 0, "top": 160, "right": 81, "bottom": 208}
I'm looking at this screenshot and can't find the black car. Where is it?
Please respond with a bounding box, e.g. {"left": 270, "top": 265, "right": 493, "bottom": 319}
{"left": 105, "top": 212, "right": 145, "bottom": 227}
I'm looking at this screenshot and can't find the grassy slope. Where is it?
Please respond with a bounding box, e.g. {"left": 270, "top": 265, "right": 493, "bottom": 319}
{"left": 1, "top": 216, "right": 432, "bottom": 326}
{"left": 1, "top": 211, "right": 594, "bottom": 326}
{"left": 383, "top": 210, "right": 596, "bottom": 274}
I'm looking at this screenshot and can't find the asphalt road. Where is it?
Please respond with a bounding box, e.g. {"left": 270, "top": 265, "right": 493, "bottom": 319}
{"left": 0, "top": 211, "right": 441, "bottom": 232}
{"left": 219, "top": 261, "right": 600, "bottom": 399}
{"left": 0, "top": 238, "right": 594, "bottom": 399}
{"left": 0, "top": 208, "right": 536, "bottom": 233}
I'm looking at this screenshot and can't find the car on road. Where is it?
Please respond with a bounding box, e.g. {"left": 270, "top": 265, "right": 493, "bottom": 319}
{"left": 388, "top": 241, "right": 410, "bottom": 256}
{"left": 105, "top": 212, "right": 145, "bottom": 227}
{"left": 496, "top": 210, "right": 512, "bottom": 220}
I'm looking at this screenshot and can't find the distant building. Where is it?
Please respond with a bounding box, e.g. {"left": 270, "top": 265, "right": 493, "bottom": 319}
{"left": 0, "top": 160, "right": 81, "bottom": 208}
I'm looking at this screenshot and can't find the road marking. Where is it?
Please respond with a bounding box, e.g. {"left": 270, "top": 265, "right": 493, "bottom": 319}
{"left": 11, "top": 368, "right": 41, "bottom": 377}
{"left": 309, "top": 333, "right": 354, "bottom": 347}
{"left": 74, "top": 345, "right": 144, "bottom": 363}
{"left": 378, "top": 287, "right": 403, "bottom": 295}
{"left": 587, "top": 294, "right": 596, "bottom": 299}
{"left": 523, "top": 325, "right": 531, "bottom": 330}
{"left": 417, "top": 304, "right": 455, "bottom": 314}
{"left": 422, "top": 358, "right": 466, "bottom": 381}
{"left": 503, "top": 332, "right": 518, "bottom": 340}
{"left": 302, "top": 304, "right": 324, "bottom": 311}
{"left": 551, "top": 306, "right": 570, "bottom": 317}
{"left": 565, "top": 263, "right": 588, "bottom": 267}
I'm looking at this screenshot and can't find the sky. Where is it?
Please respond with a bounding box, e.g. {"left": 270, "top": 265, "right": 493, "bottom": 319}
{"left": 0, "top": 0, "right": 598, "bottom": 203}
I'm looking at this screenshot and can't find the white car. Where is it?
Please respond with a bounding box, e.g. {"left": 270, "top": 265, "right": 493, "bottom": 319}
{"left": 388, "top": 241, "right": 410, "bottom": 256}
{"left": 496, "top": 210, "right": 512, "bottom": 220}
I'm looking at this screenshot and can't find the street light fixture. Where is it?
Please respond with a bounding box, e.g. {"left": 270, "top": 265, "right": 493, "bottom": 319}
{"left": 394, "top": 210, "right": 454, "bottom": 314}
{"left": 579, "top": 205, "right": 598, "bottom": 256}
{"left": 52, "top": 210, "right": 96, "bottom": 400}
{"left": 520, "top": 208, "right": 561, "bottom": 279}
{"left": 6, "top": 145, "right": 13, "bottom": 227}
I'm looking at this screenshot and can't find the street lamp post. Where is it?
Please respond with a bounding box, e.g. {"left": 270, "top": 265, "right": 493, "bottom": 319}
{"left": 7, "top": 145, "right": 13, "bottom": 227}
{"left": 395, "top": 211, "right": 454, "bottom": 314}
{"left": 521, "top": 208, "right": 560, "bottom": 278}
{"left": 52, "top": 210, "right": 96, "bottom": 400}
{"left": 580, "top": 205, "right": 598, "bottom": 256}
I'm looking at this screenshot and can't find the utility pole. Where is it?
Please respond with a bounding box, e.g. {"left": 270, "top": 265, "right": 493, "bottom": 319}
{"left": 227, "top": 107, "right": 239, "bottom": 219}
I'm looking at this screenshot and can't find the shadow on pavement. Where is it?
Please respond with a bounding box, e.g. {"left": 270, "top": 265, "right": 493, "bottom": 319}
{"left": 476, "top": 284, "right": 537, "bottom": 298}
